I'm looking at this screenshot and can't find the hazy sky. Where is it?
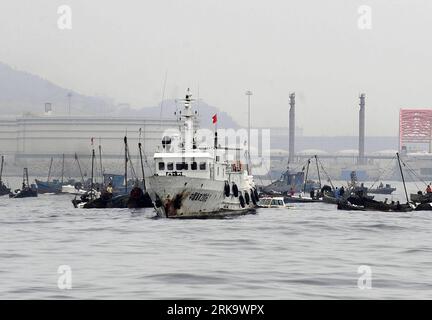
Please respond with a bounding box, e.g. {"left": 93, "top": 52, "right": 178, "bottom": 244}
{"left": 1, "top": 0, "right": 431, "bottom": 136}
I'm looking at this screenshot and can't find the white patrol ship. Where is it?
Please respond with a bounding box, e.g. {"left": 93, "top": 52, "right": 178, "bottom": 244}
{"left": 147, "top": 89, "right": 258, "bottom": 218}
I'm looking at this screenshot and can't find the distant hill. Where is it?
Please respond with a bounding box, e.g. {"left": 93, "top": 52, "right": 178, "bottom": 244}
{"left": 0, "top": 61, "right": 115, "bottom": 115}
{"left": 0, "top": 61, "right": 239, "bottom": 128}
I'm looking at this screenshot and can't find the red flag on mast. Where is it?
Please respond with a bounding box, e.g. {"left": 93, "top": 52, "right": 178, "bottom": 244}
{"left": 212, "top": 114, "right": 217, "bottom": 124}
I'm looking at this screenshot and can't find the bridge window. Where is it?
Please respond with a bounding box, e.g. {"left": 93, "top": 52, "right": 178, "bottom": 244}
{"left": 175, "top": 162, "right": 189, "bottom": 170}
{"left": 199, "top": 162, "right": 207, "bottom": 170}
{"left": 158, "top": 162, "right": 165, "bottom": 170}
{"left": 167, "top": 162, "right": 173, "bottom": 170}
{"left": 191, "top": 162, "right": 197, "bottom": 170}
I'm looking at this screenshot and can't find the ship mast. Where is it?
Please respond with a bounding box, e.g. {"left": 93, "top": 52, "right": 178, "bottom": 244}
{"left": 396, "top": 152, "right": 409, "bottom": 203}
{"left": 47, "top": 157, "right": 53, "bottom": 183}
{"left": 0, "top": 156, "right": 4, "bottom": 183}
{"left": 182, "top": 89, "right": 194, "bottom": 152}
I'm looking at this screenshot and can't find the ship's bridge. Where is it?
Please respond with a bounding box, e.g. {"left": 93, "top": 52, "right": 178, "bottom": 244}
{"left": 153, "top": 150, "right": 243, "bottom": 181}
{"left": 154, "top": 152, "right": 216, "bottom": 179}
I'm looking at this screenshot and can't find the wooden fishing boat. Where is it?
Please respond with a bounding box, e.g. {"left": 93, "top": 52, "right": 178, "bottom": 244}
{"left": 9, "top": 168, "right": 37, "bottom": 198}
{"left": 410, "top": 192, "right": 432, "bottom": 204}
{"left": 0, "top": 156, "right": 11, "bottom": 196}
{"left": 337, "top": 201, "right": 366, "bottom": 211}
{"left": 368, "top": 183, "right": 396, "bottom": 195}
{"left": 415, "top": 202, "right": 432, "bottom": 211}
{"left": 283, "top": 195, "right": 321, "bottom": 203}
{"left": 74, "top": 137, "right": 153, "bottom": 209}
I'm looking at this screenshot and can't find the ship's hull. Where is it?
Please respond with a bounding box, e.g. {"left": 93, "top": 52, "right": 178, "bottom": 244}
{"left": 35, "top": 179, "right": 63, "bottom": 194}
{"left": 61, "top": 184, "right": 87, "bottom": 195}
{"left": 0, "top": 184, "right": 10, "bottom": 196}
{"left": 147, "top": 175, "right": 256, "bottom": 218}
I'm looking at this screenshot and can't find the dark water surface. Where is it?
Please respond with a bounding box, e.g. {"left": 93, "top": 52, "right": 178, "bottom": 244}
{"left": 1, "top": 180, "right": 432, "bottom": 299}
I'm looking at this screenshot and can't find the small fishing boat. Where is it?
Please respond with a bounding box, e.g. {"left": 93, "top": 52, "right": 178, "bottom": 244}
{"left": 322, "top": 191, "right": 339, "bottom": 204}
{"left": 35, "top": 155, "right": 72, "bottom": 194}
{"left": 415, "top": 202, "right": 432, "bottom": 211}
{"left": 73, "top": 137, "right": 153, "bottom": 209}
{"left": 9, "top": 168, "right": 37, "bottom": 198}
{"left": 258, "top": 196, "right": 290, "bottom": 208}
{"left": 126, "top": 141, "right": 153, "bottom": 209}
{"left": 36, "top": 179, "right": 63, "bottom": 194}
{"left": 0, "top": 156, "right": 11, "bottom": 196}
{"left": 368, "top": 183, "right": 396, "bottom": 195}
{"left": 261, "top": 155, "right": 322, "bottom": 195}
{"left": 410, "top": 192, "right": 432, "bottom": 204}
{"left": 339, "top": 153, "right": 413, "bottom": 213}
{"left": 337, "top": 199, "right": 413, "bottom": 212}
{"left": 337, "top": 201, "right": 366, "bottom": 211}
{"left": 283, "top": 194, "right": 321, "bottom": 203}
{"left": 73, "top": 191, "right": 129, "bottom": 209}
{"left": 61, "top": 183, "right": 87, "bottom": 195}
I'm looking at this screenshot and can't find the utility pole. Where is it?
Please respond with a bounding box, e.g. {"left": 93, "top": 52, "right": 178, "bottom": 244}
{"left": 288, "top": 92, "right": 296, "bottom": 163}
{"left": 245, "top": 90, "right": 253, "bottom": 174}
{"left": 358, "top": 93, "right": 366, "bottom": 165}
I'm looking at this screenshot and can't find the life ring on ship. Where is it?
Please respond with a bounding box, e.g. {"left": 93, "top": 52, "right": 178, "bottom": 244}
{"left": 239, "top": 193, "right": 245, "bottom": 208}
{"left": 232, "top": 183, "right": 239, "bottom": 197}
{"left": 224, "top": 182, "right": 230, "bottom": 197}
{"left": 244, "top": 192, "right": 250, "bottom": 205}
{"left": 250, "top": 190, "right": 257, "bottom": 205}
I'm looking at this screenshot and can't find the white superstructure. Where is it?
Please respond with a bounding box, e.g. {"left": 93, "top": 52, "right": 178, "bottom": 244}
{"left": 147, "top": 89, "right": 258, "bottom": 218}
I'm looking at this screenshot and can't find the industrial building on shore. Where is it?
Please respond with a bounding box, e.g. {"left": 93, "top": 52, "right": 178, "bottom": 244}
{"left": 0, "top": 113, "right": 181, "bottom": 176}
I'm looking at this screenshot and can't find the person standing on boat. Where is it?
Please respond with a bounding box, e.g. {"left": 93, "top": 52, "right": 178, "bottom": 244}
{"left": 335, "top": 187, "right": 340, "bottom": 199}
{"left": 339, "top": 186, "right": 345, "bottom": 198}
{"left": 106, "top": 182, "right": 113, "bottom": 196}
{"left": 289, "top": 187, "right": 295, "bottom": 196}
{"left": 426, "top": 185, "right": 432, "bottom": 193}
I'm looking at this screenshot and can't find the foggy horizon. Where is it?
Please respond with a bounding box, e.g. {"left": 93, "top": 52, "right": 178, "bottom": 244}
{"left": 1, "top": 0, "right": 431, "bottom": 136}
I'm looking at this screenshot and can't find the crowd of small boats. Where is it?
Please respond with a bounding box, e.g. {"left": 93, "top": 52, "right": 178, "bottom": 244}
{"left": 1, "top": 89, "right": 432, "bottom": 217}
{"left": 258, "top": 152, "right": 432, "bottom": 213}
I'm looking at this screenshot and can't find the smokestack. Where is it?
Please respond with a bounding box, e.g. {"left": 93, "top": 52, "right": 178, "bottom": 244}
{"left": 358, "top": 93, "right": 366, "bottom": 165}
{"left": 288, "top": 92, "right": 295, "bottom": 163}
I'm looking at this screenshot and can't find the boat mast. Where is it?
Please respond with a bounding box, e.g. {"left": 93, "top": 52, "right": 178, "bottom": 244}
{"left": 303, "top": 158, "right": 311, "bottom": 194}
{"left": 91, "top": 148, "right": 95, "bottom": 200}
{"left": 314, "top": 155, "right": 321, "bottom": 188}
{"left": 396, "top": 152, "right": 409, "bottom": 203}
{"left": 246, "top": 90, "right": 253, "bottom": 175}
{"left": 74, "top": 153, "right": 85, "bottom": 184}
{"left": 98, "top": 140, "right": 103, "bottom": 184}
{"left": 23, "top": 168, "right": 29, "bottom": 188}
{"left": 124, "top": 136, "right": 128, "bottom": 194}
{"left": 138, "top": 128, "right": 146, "bottom": 190}
{"left": 0, "top": 156, "right": 4, "bottom": 184}
{"left": 61, "top": 154, "right": 65, "bottom": 184}
{"left": 138, "top": 142, "right": 146, "bottom": 191}
{"left": 183, "top": 89, "right": 194, "bottom": 152}
{"left": 47, "top": 157, "right": 53, "bottom": 183}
